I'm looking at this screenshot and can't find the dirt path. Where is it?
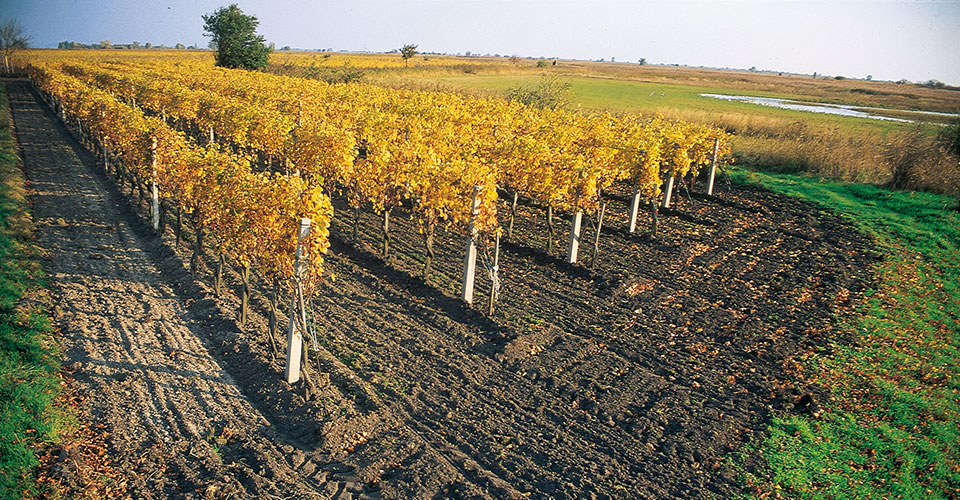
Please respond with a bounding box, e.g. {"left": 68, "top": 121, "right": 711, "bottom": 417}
{"left": 6, "top": 80, "right": 352, "bottom": 498}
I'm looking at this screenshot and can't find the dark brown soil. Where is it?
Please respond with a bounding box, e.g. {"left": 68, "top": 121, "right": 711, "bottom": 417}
{"left": 9, "top": 78, "right": 879, "bottom": 499}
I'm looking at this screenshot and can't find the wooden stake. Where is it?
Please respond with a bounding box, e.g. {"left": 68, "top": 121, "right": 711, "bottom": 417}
{"left": 382, "top": 208, "right": 391, "bottom": 258}
{"left": 627, "top": 186, "right": 641, "bottom": 233}
{"left": 546, "top": 205, "right": 555, "bottom": 255}
{"left": 707, "top": 138, "right": 719, "bottom": 196}
{"left": 284, "top": 218, "right": 311, "bottom": 384}
{"left": 461, "top": 186, "right": 481, "bottom": 304}
{"left": 151, "top": 138, "right": 159, "bottom": 230}
{"left": 567, "top": 210, "right": 583, "bottom": 264}
{"left": 240, "top": 262, "right": 251, "bottom": 325}
{"left": 508, "top": 190, "right": 518, "bottom": 239}
{"left": 663, "top": 176, "right": 675, "bottom": 208}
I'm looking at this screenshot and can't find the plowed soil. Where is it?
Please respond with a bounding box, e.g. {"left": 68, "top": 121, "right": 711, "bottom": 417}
{"left": 9, "top": 78, "right": 878, "bottom": 499}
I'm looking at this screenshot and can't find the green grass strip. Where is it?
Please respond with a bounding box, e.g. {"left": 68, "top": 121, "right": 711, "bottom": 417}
{"left": 0, "top": 83, "right": 72, "bottom": 500}
{"left": 728, "top": 167, "right": 960, "bottom": 499}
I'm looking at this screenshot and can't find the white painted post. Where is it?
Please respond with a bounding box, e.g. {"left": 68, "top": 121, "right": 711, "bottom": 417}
{"left": 100, "top": 106, "right": 107, "bottom": 173}
{"left": 567, "top": 210, "right": 583, "bottom": 263}
{"left": 627, "top": 186, "right": 642, "bottom": 233}
{"left": 461, "top": 186, "right": 482, "bottom": 304}
{"left": 707, "top": 138, "right": 719, "bottom": 196}
{"left": 662, "top": 176, "right": 675, "bottom": 208}
{"left": 151, "top": 138, "right": 159, "bottom": 230}
{"left": 284, "top": 218, "right": 312, "bottom": 384}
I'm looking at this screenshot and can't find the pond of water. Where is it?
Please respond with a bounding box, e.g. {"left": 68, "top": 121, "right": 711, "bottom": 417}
{"left": 699, "top": 93, "right": 957, "bottom": 123}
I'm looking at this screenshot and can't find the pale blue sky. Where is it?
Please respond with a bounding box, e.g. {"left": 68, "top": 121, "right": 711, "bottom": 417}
{"left": 4, "top": 0, "right": 959, "bottom": 84}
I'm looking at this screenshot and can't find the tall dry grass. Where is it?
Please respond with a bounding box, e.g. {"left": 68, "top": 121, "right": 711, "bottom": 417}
{"left": 651, "top": 106, "right": 959, "bottom": 197}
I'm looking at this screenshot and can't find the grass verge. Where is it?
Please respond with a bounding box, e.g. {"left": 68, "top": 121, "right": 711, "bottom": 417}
{"left": 727, "top": 166, "right": 960, "bottom": 499}
{"left": 0, "top": 83, "right": 74, "bottom": 498}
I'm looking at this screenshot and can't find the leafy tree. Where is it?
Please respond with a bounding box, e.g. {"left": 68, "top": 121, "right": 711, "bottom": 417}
{"left": 638, "top": 58, "right": 646, "bottom": 65}
{"left": 0, "top": 19, "right": 29, "bottom": 73}
{"left": 400, "top": 44, "right": 418, "bottom": 67}
{"left": 202, "top": 4, "right": 270, "bottom": 70}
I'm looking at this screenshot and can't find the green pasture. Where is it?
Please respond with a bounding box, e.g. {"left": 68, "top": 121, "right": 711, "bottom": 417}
{"left": 728, "top": 167, "right": 960, "bottom": 499}
{"left": 417, "top": 73, "right": 922, "bottom": 135}
{"left": 0, "top": 84, "right": 72, "bottom": 500}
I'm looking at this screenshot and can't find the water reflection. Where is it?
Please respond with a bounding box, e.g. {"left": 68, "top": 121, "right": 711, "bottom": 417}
{"left": 699, "top": 93, "right": 953, "bottom": 123}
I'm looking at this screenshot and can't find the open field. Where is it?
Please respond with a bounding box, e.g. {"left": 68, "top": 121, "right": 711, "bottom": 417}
{"left": 390, "top": 73, "right": 928, "bottom": 132}
{"left": 269, "top": 51, "right": 960, "bottom": 114}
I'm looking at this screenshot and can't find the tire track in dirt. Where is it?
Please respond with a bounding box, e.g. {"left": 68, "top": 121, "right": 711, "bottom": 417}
{"left": 7, "top": 80, "right": 337, "bottom": 499}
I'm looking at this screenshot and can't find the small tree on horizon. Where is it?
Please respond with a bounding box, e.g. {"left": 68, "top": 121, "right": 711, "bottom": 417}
{"left": 0, "top": 19, "right": 30, "bottom": 73}
{"left": 202, "top": 4, "right": 270, "bottom": 70}
{"left": 400, "top": 44, "right": 418, "bottom": 67}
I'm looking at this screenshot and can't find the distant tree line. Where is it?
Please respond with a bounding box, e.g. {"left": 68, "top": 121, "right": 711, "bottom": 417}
{"left": 57, "top": 40, "right": 200, "bottom": 50}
